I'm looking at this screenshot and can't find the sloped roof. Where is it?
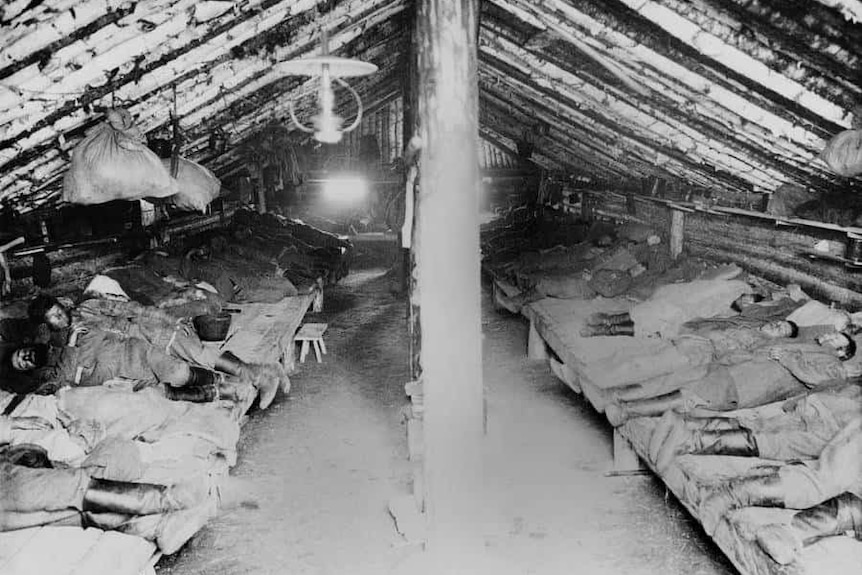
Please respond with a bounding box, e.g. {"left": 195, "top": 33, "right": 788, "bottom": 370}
{"left": 1, "top": 0, "right": 861, "bottom": 212}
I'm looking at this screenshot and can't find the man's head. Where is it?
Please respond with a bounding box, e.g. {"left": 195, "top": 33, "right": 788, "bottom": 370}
{"left": 731, "top": 293, "right": 765, "bottom": 313}
{"left": 10, "top": 344, "right": 48, "bottom": 372}
{"left": 27, "top": 294, "right": 71, "bottom": 331}
{"left": 816, "top": 332, "right": 857, "bottom": 361}
{"left": 760, "top": 320, "right": 798, "bottom": 339}
{"left": 595, "top": 234, "right": 614, "bottom": 247}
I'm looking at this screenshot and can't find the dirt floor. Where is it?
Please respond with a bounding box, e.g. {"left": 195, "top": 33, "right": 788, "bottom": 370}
{"left": 157, "top": 241, "right": 735, "bottom": 575}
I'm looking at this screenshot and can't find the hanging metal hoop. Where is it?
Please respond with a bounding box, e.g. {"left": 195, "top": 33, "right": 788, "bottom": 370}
{"left": 286, "top": 77, "right": 364, "bottom": 136}
{"left": 335, "top": 77, "right": 363, "bottom": 134}
{"left": 288, "top": 99, "right": 315, "bottom": 134}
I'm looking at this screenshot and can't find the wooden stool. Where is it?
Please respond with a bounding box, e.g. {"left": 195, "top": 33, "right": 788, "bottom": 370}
{"left": 295, "top": 322, "right": 328, "bottom": 363}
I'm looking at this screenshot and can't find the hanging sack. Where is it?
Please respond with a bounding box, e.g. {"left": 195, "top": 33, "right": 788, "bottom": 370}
{"left": 821, "top": 129, "right": 862, "bottom": 177}
{"left": 163, "top": 157, "right": 221, "bottom": 213}
{"left": 62, "top": 108, "right": 177, "bottom": 204}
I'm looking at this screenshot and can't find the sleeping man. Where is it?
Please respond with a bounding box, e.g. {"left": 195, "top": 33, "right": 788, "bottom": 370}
{"left": 581, "top": 278, "right": 753, "bottom": 338}
{"left": 582, "top": 319, "right": 799, "bottom": 390}
{"left": 25, "top": 294, "right": 286, "bottom": 408}
{"left": 28, "top": 293, "right": 242, "bottom": 375}
{"left": 3, "top": 331, "right": 282, "bottom": 409}
{"left": 689, "top": 417, "right": 862, "bottom": 565}
{"left": 604, "top": 331, "right": 860, "bottom": 426}
{"left": 649, "top": 382, "right": 862, "bottom": 471}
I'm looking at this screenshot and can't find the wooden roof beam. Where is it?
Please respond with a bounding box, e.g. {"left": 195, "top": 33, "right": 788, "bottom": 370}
{"left": 616, "top": 0, "right": 852, "bottom": 125}
{"left": 480, "top": 24, "right": 839, "bottom": 193}
{"left": 479, "top": 51, "right": 768, "bottom": 193}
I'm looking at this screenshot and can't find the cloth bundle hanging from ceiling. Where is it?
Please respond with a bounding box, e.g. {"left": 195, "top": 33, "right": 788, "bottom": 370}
{"left": 62, "top": 108, "right": 178, "bottom": 205}
{"left": 161, "top": 157, "right": 221, "bottom": 213}
{"left": 820, "top": 129, "right": 862, "bottom": 177}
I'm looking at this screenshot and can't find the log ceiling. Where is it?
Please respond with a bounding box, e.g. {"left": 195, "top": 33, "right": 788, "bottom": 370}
{"left": 1, "top": 0, "right": 861, "bottom": 213}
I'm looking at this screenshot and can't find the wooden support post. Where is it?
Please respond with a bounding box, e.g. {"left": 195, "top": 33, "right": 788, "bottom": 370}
{"left": 527, "top": 320, "right": 549, "bottom": 360}
{"left": 256, "top": 177, "right": 267, "bottom": 214}
{"left": 670, "top": 207, "right": 685, "bottom": 259}
{"left": 612, "top": 429, "right": 645, "bottom": 473}
{"left": 548, "top": 357, "right": 581, "bottom": 394}
{"left": 416, "top": 0, "right": 484, "bottom": 570}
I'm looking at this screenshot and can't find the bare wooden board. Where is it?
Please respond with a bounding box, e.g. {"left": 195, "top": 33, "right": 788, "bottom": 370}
{"left": 210, "top": 293, "right": 316, "bottom": 373}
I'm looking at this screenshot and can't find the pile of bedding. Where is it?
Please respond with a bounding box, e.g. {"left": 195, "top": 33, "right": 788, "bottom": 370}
{"left": 0, "top": 380, "right": 246, "bottom": 553}
{"left": 486, "top": 219, "right": 719, "bottom": 313}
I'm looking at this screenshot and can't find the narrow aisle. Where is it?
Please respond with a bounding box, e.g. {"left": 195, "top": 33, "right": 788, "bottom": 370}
{"left": 157, "top": 259, "right": 735, "bottom": 575}
{"left": 480, "top": 288, "right": 735, "bottom": 575}
{"left": 158, "top": 268, "right": 412, "bottom": 575}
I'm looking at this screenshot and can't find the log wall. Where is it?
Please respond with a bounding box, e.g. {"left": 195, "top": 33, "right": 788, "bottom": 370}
{"left": 592, "top": 191, "right": 862, "bottom": 310}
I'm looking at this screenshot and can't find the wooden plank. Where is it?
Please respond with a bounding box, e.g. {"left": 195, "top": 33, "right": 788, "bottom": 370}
{"left": 612, "top": 429, "right": 644, "bottom": 473}
{"left": 527, "top": 319, "right": 549, "bottom": 359}
{"left": 548, "top": 357, "right": 581, "bottom": 394}
{"left": 669, "top": 208, "right": 685, "bottom": 259}
{"left": 213, "top": 293, "right": 315, "bottom": 373}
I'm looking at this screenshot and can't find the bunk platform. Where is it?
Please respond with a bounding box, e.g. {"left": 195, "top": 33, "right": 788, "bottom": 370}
{"left": 0, "top": 290, "right": 321, "bottom": 575}
{"left": 518, "top": 296, "right": 862, "bottom": 575}
{"left": 208, "top": 289, "right": 321, "bottom": 377}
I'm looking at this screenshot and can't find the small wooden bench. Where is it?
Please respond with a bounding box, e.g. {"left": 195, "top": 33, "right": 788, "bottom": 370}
{"left": 295, "top": 322, "right": 328, "bottom": 363}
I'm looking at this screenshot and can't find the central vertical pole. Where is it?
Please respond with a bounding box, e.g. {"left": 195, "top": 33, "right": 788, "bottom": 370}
{"left": 415, "top": 0, "right": 484, "bottom": 572}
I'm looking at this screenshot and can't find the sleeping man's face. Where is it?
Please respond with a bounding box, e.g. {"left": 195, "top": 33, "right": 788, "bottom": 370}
{"left": 760, "top": 320, "right": 795, "bottom": 339}
{"left": 816, "top": 332, "right": 854, "bottom": 361}
{"left": 11, "top": 347, "right": 39, "bottom": 372}
{"left": 45, "top": 304, "right": 71, "bottom": 331}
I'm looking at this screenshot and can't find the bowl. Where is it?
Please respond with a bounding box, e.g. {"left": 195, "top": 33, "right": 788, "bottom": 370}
{"left": 193, "top": 312, "right": 232, "bottom": 341}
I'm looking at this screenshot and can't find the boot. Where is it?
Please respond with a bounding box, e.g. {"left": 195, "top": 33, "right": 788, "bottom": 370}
{"left": 756, "top": 493, "right": 862, "bottom": 564}
{"left": 84, "top": 496, "right": 217, "bottom": 554}
{"left": 699, "top": 471, "right": 786, "bottom": 535}
{"left": 186, "top": 366, "right": 216, "bottom": 388}
{"left": 586, "top": 312, "right": 631, "bottom": 327}
{"left": 82, "top": 478, "right": 192, "bottom": 515}
{"left": 604, "top": 390, "right": 687, "bottom": 427}
{"left": 586, "top": 313, "right": 607, "bottom": 327}
{"left": 604, "top": 312, "right": 633, "bottom": 326}
{"left": 214, "top": 351, "right": 244, "bottom": 376}
{"left": 164, "top": 383, "right": 217, "bottom": 403}
{"left": 580, "top": 321, "right": 635, "bottom": 338}
{"left": 652, "top": 413, "right": 757, "bottom": 471}
{"left": 242, "top": 363, "right": 283, "bottom": 409}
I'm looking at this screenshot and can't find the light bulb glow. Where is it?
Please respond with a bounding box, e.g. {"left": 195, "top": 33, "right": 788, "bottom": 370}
{"left": 321, "top": 177, "right": 367, "bottom": 203}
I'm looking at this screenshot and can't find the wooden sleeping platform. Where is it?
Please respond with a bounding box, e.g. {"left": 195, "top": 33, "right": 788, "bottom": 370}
{"left": 213, "top": 291, "right": 319, "bottom": 376}
{"left": 0, "top": 291, "right": 320, "bottom": 574}
{"left": 518, "top": 296, "right": 862, "bottom": 575}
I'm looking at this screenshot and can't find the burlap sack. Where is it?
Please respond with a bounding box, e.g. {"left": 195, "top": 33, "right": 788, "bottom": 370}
{"left": 162, "top": 157, "right": 221, "bottom": 213}
{"left": 62, "top": 108, "right": 177, "bottom": 204}
{"left": 821, "top": 129, "right": 862, "bottom": 177}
